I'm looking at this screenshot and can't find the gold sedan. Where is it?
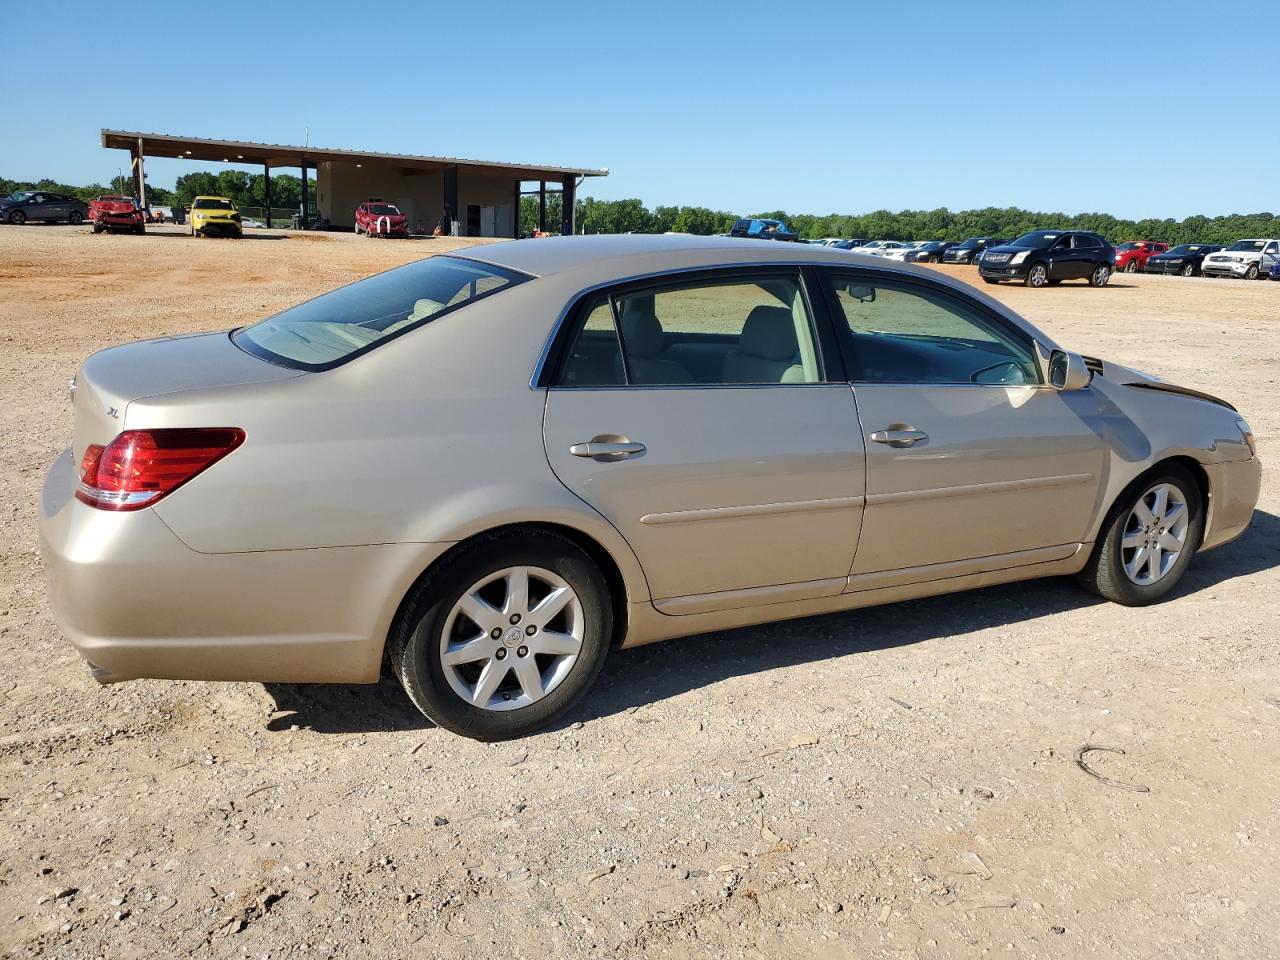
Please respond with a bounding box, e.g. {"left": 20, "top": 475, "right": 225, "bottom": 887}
{"left": 39, "top": 236, "right": 1260, "bottom": 739}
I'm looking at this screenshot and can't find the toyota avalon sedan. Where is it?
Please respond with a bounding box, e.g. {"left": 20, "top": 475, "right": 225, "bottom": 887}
{"left": 39, "top": 236, "right": 1261, "bottom": 740}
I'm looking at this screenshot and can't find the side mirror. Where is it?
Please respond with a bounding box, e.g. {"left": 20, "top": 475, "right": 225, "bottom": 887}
{"left": 846, "top": 284, "right": 876, "bottom": 303}
{"left": 1048, "top": 349, "right": 1091, "bottom": 391}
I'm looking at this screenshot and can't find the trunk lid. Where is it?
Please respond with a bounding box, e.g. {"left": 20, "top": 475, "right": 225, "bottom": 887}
{"left": 73, "top": 331, "right": 302, "bottom": 459}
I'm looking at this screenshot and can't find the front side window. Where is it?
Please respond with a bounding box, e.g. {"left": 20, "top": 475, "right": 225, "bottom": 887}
{"left": 233, "top": 256, "right": 526, "bottom": 370}
{"left": 824, "top": 274, "right": 1039, "bottom": 386}
{"left": 554, "top": 273, "right": 822, "bottom": 387}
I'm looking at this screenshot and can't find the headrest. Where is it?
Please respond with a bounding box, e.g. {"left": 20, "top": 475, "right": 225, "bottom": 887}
{"left": 740, "top": 306, "right": 798, "bottom": 361}
{"left": 619, "top": 297, "right": 664, "bottom": 358}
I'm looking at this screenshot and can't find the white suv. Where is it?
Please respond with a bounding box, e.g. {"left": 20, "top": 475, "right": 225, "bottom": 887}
{"left": 1201, "top": 239, "right": 1280, "bottom": 280}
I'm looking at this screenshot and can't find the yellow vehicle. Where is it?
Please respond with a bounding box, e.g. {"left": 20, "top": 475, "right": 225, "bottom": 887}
{"left": 189, "top": 195, "right": 242, "bottom": 238}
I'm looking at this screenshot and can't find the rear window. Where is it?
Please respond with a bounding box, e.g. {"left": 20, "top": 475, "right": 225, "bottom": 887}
{"left": 232, "top": 256, "right": 528, "bottom": 370}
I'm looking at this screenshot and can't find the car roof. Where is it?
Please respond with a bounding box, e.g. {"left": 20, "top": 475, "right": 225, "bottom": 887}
{"left": 193, "top": 195, "right": 232, "bottom": 201}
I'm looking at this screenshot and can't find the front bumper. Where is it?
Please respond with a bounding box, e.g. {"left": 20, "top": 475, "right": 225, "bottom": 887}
{"left": 1201, "top": 455, "right": 1263, "bottom": 551}
{"left": 1145, "top": 260, "right": 1187, "bottom": 275}
{"left": 38, "top": 447, "right": 448, "bottom": 685}
{"left": 978, "top": 261, "right": 1029, "bottom": 280}
{"left": 195, "top": 219, "right": 242, "bottom": 236}
{"left": 943, "top": 253, "right": 975, "bottom": 264}
{"left": 1201, "top": 259, "right": 1256, "bottom": 277}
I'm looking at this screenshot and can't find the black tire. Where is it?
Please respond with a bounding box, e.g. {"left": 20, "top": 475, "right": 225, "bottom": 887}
{"left": 1025, "top": 262, "right": 1049, "bottom": 288}
{"left": 92, "top": 221, "right": 103, "bottom": 234}
{"left": 133, "top": 224, "right": 145, "bottom": 235}
{"left": 1047, "top": 279, "right": 1063, "bottom": 286}
{"left": 1076, "top": 465, "right": 1204, "bottom": 606}
{"left": 69, "top": 210, "right": 84, "bottom": 225}
{"left": 1088, "top": 263, "right": 1111, "bottom": 287}
{"left": 1124, "top": 259, "right": 1137, "bottom": 273}
{"left": 389, "top": 529, "right": 613, "bottom": 740}
{"left": 9, "top": 210, "right": 25, "bottom": 225}
{"left": 1181, "top": 263, "right": 1195, "bottom": 277}
{"left": 1244, "top": 264, "right": 1259, "bottom": 280}
{"left": 927, "top": 254, "right": 940, "bottom": 263}
{"left": 982, "top": 277, "right": 1000, "bottom": 284}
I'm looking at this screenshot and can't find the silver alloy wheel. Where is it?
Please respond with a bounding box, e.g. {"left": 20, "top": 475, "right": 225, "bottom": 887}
{"left": 1121, "top": 482, "right": 1190, "bottom": 585}
{"left": 1125, "top": 260, "right": 1137, "bottom": 272}
{"left": 1181, "top": 263, "right": 1194, "bottom": 277}
{"left": 439, "top": 565, "right": 584, "bottom": 711}
{"left": 1028, "top": 264, "right": 1048, "bottom": 287}
{"left": 1092, "top": 265, "right": 1110, "bottom": 286}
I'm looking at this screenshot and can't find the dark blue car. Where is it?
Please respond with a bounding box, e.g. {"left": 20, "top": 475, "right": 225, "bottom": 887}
{"left": 1270, "top": 258, "right": 1280, "bottom": 280}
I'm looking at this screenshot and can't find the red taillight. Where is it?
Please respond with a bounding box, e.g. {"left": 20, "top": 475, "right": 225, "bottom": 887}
{"left": 76, "top": 428, "right": 245, "bottom": 511}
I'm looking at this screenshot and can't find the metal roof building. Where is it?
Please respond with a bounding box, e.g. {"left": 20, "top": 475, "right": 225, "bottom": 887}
{"left": 101, "top": 129, "right": 608, "bottom": 236}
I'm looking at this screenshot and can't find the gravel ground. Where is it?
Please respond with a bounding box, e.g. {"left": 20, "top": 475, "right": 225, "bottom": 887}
{"left": 1, "top": 224, "right": 1277, "bottom": 959}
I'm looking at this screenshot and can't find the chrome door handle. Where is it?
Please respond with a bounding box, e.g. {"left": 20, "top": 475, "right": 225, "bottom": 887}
{"left": 570, "top": 438, "right": 646, "bottom": 461}
{"left": 870, "top": 427, "right": 928, "bottom": 448}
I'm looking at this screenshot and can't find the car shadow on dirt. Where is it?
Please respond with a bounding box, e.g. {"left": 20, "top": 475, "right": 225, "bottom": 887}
{"left": 262, "top": 510, "right": 1280, "bottom": 736}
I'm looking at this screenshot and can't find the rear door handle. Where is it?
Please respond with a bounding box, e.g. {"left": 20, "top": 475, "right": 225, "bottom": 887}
{"left": 870, "top": 427, "right": 928, "bottom": 448}
{"left": 570, "top": 438, "right": 646, "bottom": 461}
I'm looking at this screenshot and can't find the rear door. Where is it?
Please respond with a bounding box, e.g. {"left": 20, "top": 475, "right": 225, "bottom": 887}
{"left": 817, "top": 268, "right": 1107, "bottom": 581}
{"left": 542, "top": 267, "right": 866, "bottom": 612}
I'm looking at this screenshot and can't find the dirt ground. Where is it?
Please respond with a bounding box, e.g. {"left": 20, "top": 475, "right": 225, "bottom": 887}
{"left": 1, "top": 224, "right": 1277, "bottom": 960}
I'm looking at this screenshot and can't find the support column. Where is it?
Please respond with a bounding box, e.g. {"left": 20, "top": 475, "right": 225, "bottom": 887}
{"left": 561, "top": 175, "right": 576, "bottom": 236}
{"left": 300, "top": 158, "right": 309, "bottom": 228}
{"left": 443, "top": 164, "right": 458, "bottom": 236}
{"left": 264, "top": 164, "right": 272, "bottom": 229}
{"left": 132, "top": 137, "right": 146, "bottom": 208}
{"left": 512, "top": 180, "right": 520, "bottom": 239}
{"left": 538, "top": 181, "right": 546, "bottom": 233}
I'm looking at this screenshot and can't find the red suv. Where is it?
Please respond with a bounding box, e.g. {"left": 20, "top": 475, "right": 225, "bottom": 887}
{"left": 353, "top": 199, "right": 409, "bottom": 238}
{"left": 1114, "top": 241, "right": 1169, "bottom": 273}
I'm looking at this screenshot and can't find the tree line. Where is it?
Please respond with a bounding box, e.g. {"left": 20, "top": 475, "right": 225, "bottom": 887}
{"left": 7, "top": 172, "right": 1276, "bottom": 244}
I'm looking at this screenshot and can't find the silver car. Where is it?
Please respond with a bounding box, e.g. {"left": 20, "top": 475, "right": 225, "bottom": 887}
{"left": 39, "top": 236, "right": 1261, "bottom": 739}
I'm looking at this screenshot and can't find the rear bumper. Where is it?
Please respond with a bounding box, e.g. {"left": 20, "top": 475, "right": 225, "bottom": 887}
{"left": 38, "top": 447, "right": 450, "bottom": 685}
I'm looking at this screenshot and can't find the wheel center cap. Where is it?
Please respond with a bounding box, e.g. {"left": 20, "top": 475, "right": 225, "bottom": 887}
{"left": 503, "top": 626, "right": 523, "bottom": 648}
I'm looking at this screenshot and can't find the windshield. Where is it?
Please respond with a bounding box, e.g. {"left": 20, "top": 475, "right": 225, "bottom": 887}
{"left": 1115, "top": 242, "right": 1144, "bottom": 251}
{"left": 1166, "top": 244, "right": 1206, "bottom": 255}
{"left": 233, "top": 256, "right": 527, "bottom": 370}
{"left": 1226, "top": 240, "right": 1266, "bottom": 252}
{"left": 368, "top": 204, "right": 400, "bottom": 216}
{"left": 193, "top": 198, "right": 234, "bottom": 210}
{"left": 1009, "top": 231, "right": 1059, "bottom": 249}
{"left": 956, "top": 238, "right": 986, "bottom": 249}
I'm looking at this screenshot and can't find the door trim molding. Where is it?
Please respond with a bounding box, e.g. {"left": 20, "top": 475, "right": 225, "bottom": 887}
{"left": 640, "top": 495, "right": 865, "bottom": 526}
{"left": 864, "top": 472, "right": 1093, "bottom": 506}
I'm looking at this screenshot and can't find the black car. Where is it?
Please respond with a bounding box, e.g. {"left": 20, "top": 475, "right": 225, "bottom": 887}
{"left": 903, "top": 240, "right": 956, "bottom": 263}
{"left": 0, "top": 191, "right": 89, "bottom": 225}
{"left": 830, "top": 238, "right": 869, "bottom": 250}
{"left": 942, "top": 237, "right": 1005, "bottom": 264}
{"left": 979, "top": 230, "right": 1116, "bottom": 288}
{"left": 1144, "top": 243, "right": 1224, "bottom": 277}
{"left": 728, "top": 218, "right": 800, "bottom": 242}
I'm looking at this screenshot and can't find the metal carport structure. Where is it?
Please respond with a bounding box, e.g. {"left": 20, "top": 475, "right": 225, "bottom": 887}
{"left": 101, "top": 129, "right": 608, "bottom": 235}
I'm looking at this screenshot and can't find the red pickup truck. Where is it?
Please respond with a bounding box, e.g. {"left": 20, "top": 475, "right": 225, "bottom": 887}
{"left": 88, "top": 195, "right": 145, "bottom": 235}
{"left": 1114, "top": 240, "right": 1168, "bottom": 273}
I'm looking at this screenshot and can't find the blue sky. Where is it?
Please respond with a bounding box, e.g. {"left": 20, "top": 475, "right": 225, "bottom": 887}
{"left": 3, "top": 1, "right": 1276, "bottom": 219}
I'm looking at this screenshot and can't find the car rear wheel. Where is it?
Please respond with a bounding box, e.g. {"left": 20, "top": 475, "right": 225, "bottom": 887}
{"left": 1089, "top": 264, "right": 1111, "bottom": 287}
{"left": 390, "top": 530, "right": 613, "bottom": 740}
{"left": 1076, "top": 466, "right": 1203, "bottom": 606}
{"left": 8, "top": 211, "right": 25, "bottom": 225}
{"left": 1181, "top": 263, "right": 1195, "bottom": 277}
{"left": 1025, "top": 263, "right": 1049, "bottom": 288}
{"left": 1244, "top": 264, "right": 1259, "bottom": 280}
{"left": 69, "top": 211, "right": 84, "bottom": 225}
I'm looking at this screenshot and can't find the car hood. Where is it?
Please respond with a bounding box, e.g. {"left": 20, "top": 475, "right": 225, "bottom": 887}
{"left": 1096, "top": 358, "right": 1236, "bottom": 411}
{"left": 984, "top": 244, "right": 1036, "bottom": 256}
{"left": 92, "top": 200, "right": 138, "bottom": 213}
{"left": 1211, "top": 250, "right": 1263, "bottom": 260}
{"left": 73, "top": 331, "right": 303, "bottom": 456}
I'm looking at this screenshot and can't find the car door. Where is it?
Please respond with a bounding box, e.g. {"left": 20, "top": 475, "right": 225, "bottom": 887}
{"left": 1262, "top": 241, "right": 1280, "bottom": 274}
{"left": 541, "top": 267, "right": 866, "bottom": 612}
{"left": 817, "top": 268, "right": 1107, "bottom": 583}
{"left": 1047, "top": 234, "right": 1080, "bottom": 279}
{"left": 25, "top": 193, "right": 49, "bottom": 221}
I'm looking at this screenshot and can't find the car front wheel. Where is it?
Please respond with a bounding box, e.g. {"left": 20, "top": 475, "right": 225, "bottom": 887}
{"left": 1025, "top": 263, "right": 1049, "bottom": 288}
{"left": 1244, "top": 264, "right": 1259, "bottom": 280}
{"left": 390, "top": 530, "right": 613, "bottom": 740}
{"left": 8, "top": 210, "right": 26, "bottom": 225}
{"left": 1181, "top": 263, "right": 1195, "bottom": 277}
{"left": 1077, "top": 466, "right": 1203, "bottom": 606}
{"left": 1124, "top": 259, "right": 1137, "bottom": 273}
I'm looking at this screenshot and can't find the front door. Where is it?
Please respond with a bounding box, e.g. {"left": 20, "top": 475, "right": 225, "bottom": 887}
{"left": 818, "top": 269, "right": 1106, "bottom": 578}
{"left": 1047, "top": 234, "right": 1081, "bottom": 279}
{"left": 542, "top": 269, "right": 865, "bottom": 608}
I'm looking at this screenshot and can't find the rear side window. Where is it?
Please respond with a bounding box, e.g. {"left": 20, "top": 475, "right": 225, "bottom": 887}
{"left": 553, "top": 274, "right": 822, "bottom": 387}
{"left": 233, "top": 256, "right": 527, "bottom": 371}
{"left": 824, "top": 274, "right": 1039, "bottom": 386}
